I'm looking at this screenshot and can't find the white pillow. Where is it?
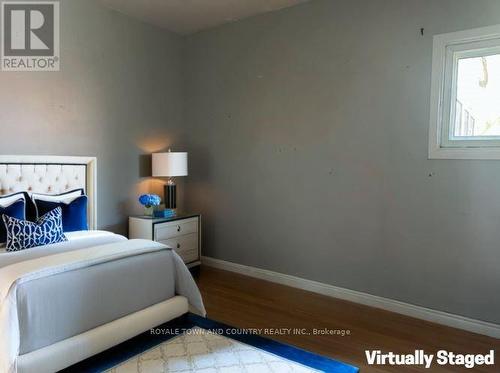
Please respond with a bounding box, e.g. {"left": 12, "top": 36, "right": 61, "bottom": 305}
{"left": 0, "top": 192, "right": 26, "bottom": 208}
{"left": 31, "top": 189, "right": 84, "bottom": 204}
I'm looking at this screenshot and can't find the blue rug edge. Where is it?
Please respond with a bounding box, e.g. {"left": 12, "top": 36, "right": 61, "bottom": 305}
{"left": 187, "top": 313, "right": 359, "bottom": 373}
{"left": 61, "top": 313, "right": 359, "bottom": 373}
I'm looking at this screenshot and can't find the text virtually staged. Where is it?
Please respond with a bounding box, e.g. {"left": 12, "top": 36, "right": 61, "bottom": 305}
{"left": 365, "top": 350, "right": 495, "bottom": 370}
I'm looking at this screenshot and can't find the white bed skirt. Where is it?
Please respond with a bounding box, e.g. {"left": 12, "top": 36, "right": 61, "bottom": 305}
{"left": 16, "top": 296, "right": 188, "bottom": 373}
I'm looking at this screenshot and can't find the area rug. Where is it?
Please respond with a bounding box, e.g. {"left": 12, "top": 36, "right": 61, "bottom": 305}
{"left": 63, "top": 314, "right": 358, "bottom": 373}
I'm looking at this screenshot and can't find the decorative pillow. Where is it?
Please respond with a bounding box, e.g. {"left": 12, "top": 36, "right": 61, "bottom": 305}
{"left": 31, "top": 188, "right": 84, "bottom": 203}
{"left": 24, "top": 193, "right": 38, "bottom": 222}
{"left": 0, "top": 191, "right": 37, "bottom": 222}
{"left": 34, "top": 195, "right": 88, "bottom": 232}
{"left": 0, "top": 192, "right": 26, "bottom": 207}
{"left": 3, "top": 207, "right": 67, "bottom": 252}
{"left": 0, "top": 199, "right": 26, "bottom": 244}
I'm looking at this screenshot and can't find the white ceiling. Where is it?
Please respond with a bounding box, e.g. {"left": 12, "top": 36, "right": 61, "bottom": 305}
{"left": 101, "top": 0, "right": 310, "bottom": 35}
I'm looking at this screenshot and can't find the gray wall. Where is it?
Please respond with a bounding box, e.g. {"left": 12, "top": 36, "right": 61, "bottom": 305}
{"left": 184, "top": 0, "right": 500, "bottom": 323}
{"left": 1, "top": 0, "right": 498, "bottom": 325}
{"left": 0, "top": 0, "right": 184, "bottom": 234}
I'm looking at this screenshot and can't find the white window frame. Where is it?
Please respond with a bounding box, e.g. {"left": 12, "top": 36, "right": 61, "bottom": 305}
{"left": 429, "top": 24, "right": 500, "bottom": 159}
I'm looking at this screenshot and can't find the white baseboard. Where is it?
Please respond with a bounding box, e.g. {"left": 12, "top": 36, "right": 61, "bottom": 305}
{"left": 201, "top": 256, "right": 500, "bottom": 339}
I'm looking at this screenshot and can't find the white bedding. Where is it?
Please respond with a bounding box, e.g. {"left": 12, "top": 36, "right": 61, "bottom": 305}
{"left": 1, "top": 239, "right": 161, "bottom": 373}
{"left": 64, "top": 230, "right": 124, "bottom": 241}
{"left": 0, "top": 230, "right": 125, "bottom": 254}
{"left": 0, "top": 235, "right": 205, "bottom": 373}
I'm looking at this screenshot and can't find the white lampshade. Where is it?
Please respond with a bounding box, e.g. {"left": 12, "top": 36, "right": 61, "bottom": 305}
{"left": 152, "top": 152, "right": 188, "bottom": 177}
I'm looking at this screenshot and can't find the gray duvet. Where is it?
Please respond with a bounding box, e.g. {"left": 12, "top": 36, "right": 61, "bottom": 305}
{"left": 0, "top": 232, "right": 205, "bottom": 356}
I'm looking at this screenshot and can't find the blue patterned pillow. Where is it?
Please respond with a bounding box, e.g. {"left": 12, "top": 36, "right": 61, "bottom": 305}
{"left": 2, "top": 207, "right": 67, "bottom": 252}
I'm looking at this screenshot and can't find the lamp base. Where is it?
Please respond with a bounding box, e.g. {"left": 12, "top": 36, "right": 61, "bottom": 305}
{"left": 164, "top": 183, "right": 177, "bottom": 209}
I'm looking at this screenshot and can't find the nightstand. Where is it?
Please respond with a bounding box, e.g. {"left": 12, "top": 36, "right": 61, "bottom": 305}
{"left": 129, "top": 213, "right": 201, "bottom": 268}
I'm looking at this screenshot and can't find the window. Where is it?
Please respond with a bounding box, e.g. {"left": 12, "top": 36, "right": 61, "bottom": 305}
{"left": 429, "top": 24, "right": 500, "bottom": 159}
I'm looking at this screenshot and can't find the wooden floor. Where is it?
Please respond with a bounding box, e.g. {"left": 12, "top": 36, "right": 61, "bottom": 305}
{"left": 195, "top": 266, "right": 499, "bottom": 372}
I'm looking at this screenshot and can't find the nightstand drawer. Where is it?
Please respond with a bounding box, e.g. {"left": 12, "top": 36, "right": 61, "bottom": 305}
{"left": 154, "top": 217, "right": 198, "bottom": 240}
{"left": 159, "top": 233, "right": 199, "bottom": 262}
{"left": 179, "top": 248, "right": 199, "bottom": 264}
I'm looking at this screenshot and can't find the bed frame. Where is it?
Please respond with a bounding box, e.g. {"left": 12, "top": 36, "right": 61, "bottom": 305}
{"left": 0, "top": 155, "right": 190, "bottom": 373}
{"left": 0, "top": 155, "right": 97, "bottom": 229}
{"left": 17, "top": 297, "right": 188, "bottom": 373}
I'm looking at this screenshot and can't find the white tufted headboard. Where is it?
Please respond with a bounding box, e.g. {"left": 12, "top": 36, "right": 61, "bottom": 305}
{"left": 0, "top": 156, "right": 97, "bottom": 229}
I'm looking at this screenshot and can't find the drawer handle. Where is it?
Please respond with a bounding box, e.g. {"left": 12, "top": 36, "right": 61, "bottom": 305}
{"left": 177, "top": 226, "right": 181, "bottom": 232}
{"left": 177, "top": 243, "right": 181, "bottom": 249}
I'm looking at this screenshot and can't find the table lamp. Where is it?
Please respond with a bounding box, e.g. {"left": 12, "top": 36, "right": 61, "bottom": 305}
{"left": 152, "top": 150, "right": 188, "bottom": 210}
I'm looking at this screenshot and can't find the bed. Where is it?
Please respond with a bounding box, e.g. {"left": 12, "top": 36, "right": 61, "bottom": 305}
{"left": 0, "top": 156, "right": 205, "bottom": 373}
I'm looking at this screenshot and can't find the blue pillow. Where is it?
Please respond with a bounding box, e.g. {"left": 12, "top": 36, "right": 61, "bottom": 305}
{"left": 0, "top": 191, "right": 37, "bottom": 222}
{"left": 0, "top": 191, "right": 26, "bottom": 205}
{"left": 0, "top": 199, "right": 26, "bottom": 244}
{"left": 3, "top": 207, "right": 67, "bottom": 252}
{"left": 31, "top": 188, "right": 84, "bottom": 203}
{"left": 34, "top": 195, "right": 88, "bottom": 232}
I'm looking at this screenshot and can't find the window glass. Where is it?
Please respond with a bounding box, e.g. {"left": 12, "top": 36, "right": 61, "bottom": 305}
{"left": 455, "top": 54, "right": 500, "bottom": 137}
